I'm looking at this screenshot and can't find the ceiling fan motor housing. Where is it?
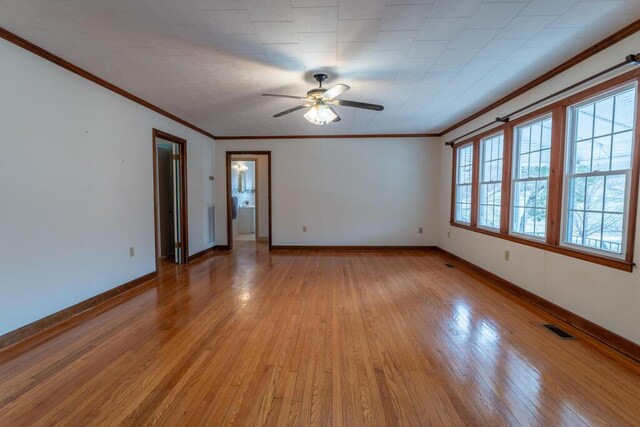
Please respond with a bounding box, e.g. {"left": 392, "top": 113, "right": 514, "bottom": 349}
{"left": 307, "top": 88, "right": 327, "bottom": 98}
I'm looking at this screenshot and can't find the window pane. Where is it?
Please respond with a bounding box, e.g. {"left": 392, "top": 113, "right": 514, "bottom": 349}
{"left": 460, "top": 164, "right": 471, "bottom": 183}
{"left": 540, "top": 149, "right": 551, "bottom": 175}
{"left": 530, "top": 122, "right": 542, "bottom": 152}
{"left": 519, "top": 153, "right": 530, "bottom": 178}
{"left": 574, "top": 139, "right": 592, "bottom": 173}
{"left": 515, "top": 117, "right": 551, "bottom": 179}
{"left": 455, "top": 144, "right": 474, "bottom": 223}
{"left": 479, "top": 182, "right": 501, "bottom": 229}
{"left": 512, "top": 206, "right": 524, "bottom": 234}
{"left": 576, "top": 105, "right": 594, "bottom": 141}
{"left": 535, "top": 180, "right": 548, "bottom": 208}
{"left": 568, "top": 210, "right": 584, "bottom": 245}
{"left": 602, "top": 213, "right": 624, "bottom": 253}
{"left": 611, "top": 131, "right": 632, "bottom": 170}
{"left": 568, "top": 177, "right": 586, "bottom": 211}
{"left": 483, "top": 161, "right": 492, "bottom": 183}
{"left": 604, "top": 175, "right": 626, "bottom": 213}
{"left": 512, "top": 178, "right": 546, "bottom": 239}
{"left": 585, "top": 175, "right": 604, "bottom": 212}
{"left": 519, "top": 127, "right": 530, "bottom": 153}
{"left": 564, "top": 85, "right": 636, "bottom": 256}
{"left": 584, "top": 212, "right": 603, "bottom": 249}
{"left": 541, "top": 119, "right": 552, "bottom": 149}
{"left": 456, "top": 144, "right": 473, "bottom": 184}
{"left": 594, "top": 97, "right": 614, "bottom": 138}
{"left": 530, "top": 150, "right": 540, "bottom": 178}
{"left": 456, "top": 183, "right": 472, "bottom": 223}
{"left": 535, "top": 208, "right": 546, "bottom": 237}
{"left": 511, "top": 116, "right": 552, "bottom": 239}
{"left": 592, "top": 135, "right": 612, "bottom": 172}
{"left": 479, "top": 134, "right": 503, "bottom": 229}
{"left": 614, "top": 88, "right": 635, "bottom": 132}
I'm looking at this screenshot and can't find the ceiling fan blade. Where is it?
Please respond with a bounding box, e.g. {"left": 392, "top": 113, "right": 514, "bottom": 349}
{"left": 329, "top": 106, "right": 341, "bottom": 122}
{"left": 273, "top": 105, "right": 308, "bottom": 118}
{"left": 322, "top": 84, "right": 350, "bottom": 99}
{"left": 334, "top": 99, "right": 384, "bottom": 111}
{"left": 262, "top": 93, "right": 307, "bottom": 100}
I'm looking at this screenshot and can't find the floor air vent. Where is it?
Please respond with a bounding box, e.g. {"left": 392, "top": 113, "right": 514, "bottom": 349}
{"left": 542, "top": 324, "right": 576, "bottom": 340}
{"left": 444, "top": 263, "right": 455, "bottom": 268}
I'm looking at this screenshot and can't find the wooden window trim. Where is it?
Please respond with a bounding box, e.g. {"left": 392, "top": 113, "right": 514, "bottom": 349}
{"left": 471, "top": 139, "right": 480, "bottom": 227}
{"left": 449, "top": 68, "right": 640, "bottom": 272}
{"left": 477, "top": 130, "right": 506, "bottom": 231}
{"left": 452, "top": 141, "right": 475, "bottom": 225}
{"left": 501, "top": 127, "right": 513, "bottom": 234}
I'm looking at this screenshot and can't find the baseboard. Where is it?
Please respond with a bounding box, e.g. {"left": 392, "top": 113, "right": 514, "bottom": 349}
{"left": 188, "top": 246, "right": 215, "bottom": 262}
{"left": 214, "top": 245, "right": 231, "bottom": 251}
{"left": 256, "top": 237, "right": 269, "bottom": 242}
{"left": 271, "top": 245, "right": 437, "bottom": 251}
{"left": 436, "top": 248, "right": 640, "bottom": 363}
{"left": 0, "top": 271, "right": 157, "bottom": 350}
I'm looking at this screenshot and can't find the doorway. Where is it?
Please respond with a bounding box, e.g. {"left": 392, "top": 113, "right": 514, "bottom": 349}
{"left": 153, "top": 129, "right": 189, "bottom": 266}
{"left": 226, "top": 151, "right": 271, "bottom": 250}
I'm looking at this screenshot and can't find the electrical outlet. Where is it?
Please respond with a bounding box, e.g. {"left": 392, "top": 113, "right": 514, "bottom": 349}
{"left": 504, "top": 250, "right": 510, "bottom": 261}
{"left": 129, "top": 247, "right": 135, "bottom": 257}
{"left": 418, "top": 227, "right": 423, "bottom": 234}
{"left": 447, "top": 231, "right": 450, "bottom": 239}
{"left": 302, "top": 226, "right": 307, "bottom": 232}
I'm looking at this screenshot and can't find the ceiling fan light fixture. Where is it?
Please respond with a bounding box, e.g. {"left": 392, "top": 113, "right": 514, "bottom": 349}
{"left": 264, "top": 73, "right": 383, "bottom": 124}
{"left": 304, "top": 103, "right": 337, "bottom": 125}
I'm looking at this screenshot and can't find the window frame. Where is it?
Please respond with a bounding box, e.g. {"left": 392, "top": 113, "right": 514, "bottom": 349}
{"left": 449, "top": 68, "right": 640, "bottom": 272}
{"left": 452, "top": 141, "right": 475, "bottom": 225}
{"left": 477, "top": 131, "right": 505, "bottom": 231}
{"left": 559, "top": 82, "right": 638, "bottom": 260}
{"left": 509, "top": 113, "right": 553, "bottom": 242}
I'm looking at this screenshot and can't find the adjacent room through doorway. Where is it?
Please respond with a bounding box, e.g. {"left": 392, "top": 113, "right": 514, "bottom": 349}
{"left": 153, "top": 129, "right": 189, "bottom": 265}
{"left": 226, "top": 152, "right": 271, "bottom": 250}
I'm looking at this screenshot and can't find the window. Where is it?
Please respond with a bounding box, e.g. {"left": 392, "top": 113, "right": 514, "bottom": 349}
{"left": 511, "top": 116, "right": 552, "bottom": 239}
{"left": 449, "top": 71, "right": 640, "bottom": 270}
{"left": 478, "top": 133, "right": 503, "bottom": 229}
{"left": 563, "top": 84, "right": 636, "bottom": 256}
{"left": 455, "top": 144, "right": 473, "bottom": 223}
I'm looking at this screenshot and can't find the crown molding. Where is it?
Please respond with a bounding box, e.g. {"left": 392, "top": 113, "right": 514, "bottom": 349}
{"left": 215, "top": 133, "right": 439, "bottom": 140}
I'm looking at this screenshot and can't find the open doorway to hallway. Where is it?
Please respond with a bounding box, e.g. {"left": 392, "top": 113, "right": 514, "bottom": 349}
{"left": 153, "top": 129, "right": 189, "bottom": 265}
{"left": 226, "top": 152, "right": 271, "bottom": 250}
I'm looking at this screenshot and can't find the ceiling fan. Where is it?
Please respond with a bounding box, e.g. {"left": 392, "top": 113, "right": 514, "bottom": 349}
{"left": 262, "top": 73, "right": 384, "bottom": 125}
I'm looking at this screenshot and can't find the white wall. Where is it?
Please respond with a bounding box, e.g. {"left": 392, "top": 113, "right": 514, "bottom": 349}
{"left": 438, "top": 32, "right": 640, "bottom": 345}
{"left": 215, "top": 137, "right": 439, "bottom": 246}
{"left": 0, "top": 39, "right": 215, "bottom": 336}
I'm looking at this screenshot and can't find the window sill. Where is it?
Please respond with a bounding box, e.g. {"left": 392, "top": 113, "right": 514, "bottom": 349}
{"left": 449, "top": 221, "right": 634, "bottom": 272}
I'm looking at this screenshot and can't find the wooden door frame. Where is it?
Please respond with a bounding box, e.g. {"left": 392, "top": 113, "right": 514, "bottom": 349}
{"left": 226, "top": 151, "right": 272, "bottom": 250}
{"left": 152, "top": 129, "right": 189, "bottom": 267}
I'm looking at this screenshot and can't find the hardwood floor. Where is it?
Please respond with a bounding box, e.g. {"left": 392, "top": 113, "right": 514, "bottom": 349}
{"left": 1, "top": 241, "right": 639, "bottom": 426}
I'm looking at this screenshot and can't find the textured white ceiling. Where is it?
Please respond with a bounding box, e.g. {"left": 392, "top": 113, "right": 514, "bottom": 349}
{"left": 2, "top": 0, "right": 640, "bottom": 136}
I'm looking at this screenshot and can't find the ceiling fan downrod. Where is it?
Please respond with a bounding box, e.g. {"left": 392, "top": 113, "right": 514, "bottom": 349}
{"left": 313, "top": 73, "right": 328, "bottom": 88}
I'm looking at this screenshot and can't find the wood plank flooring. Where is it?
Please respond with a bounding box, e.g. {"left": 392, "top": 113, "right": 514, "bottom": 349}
{"left": 1, "top": 241, "right": 639, "bottom": 426}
